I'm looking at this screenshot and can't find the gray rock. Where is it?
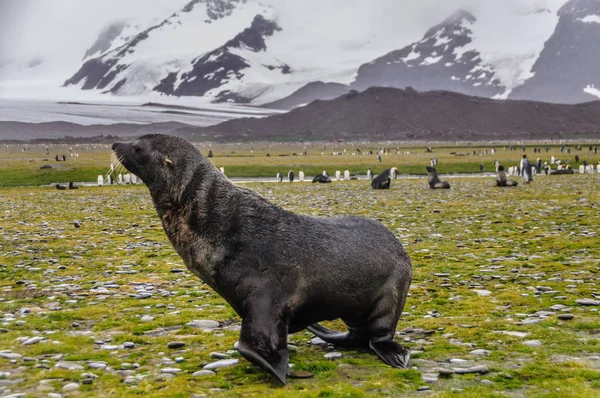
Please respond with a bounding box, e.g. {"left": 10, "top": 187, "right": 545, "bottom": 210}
{"left": 188, "top": 320, "right": 219, "bottom": 329}
{"left": 192, "top": 370, "right": 216, "bottom": 377}
{"left": 519, "top": 318, "right": 542, "bottom": 325}
{"left": 438, "top": 368, "right": 455, "bottom": 376}
{"left": 210, "top": 352, "right": 230, "bottom": 359}
{"left": 87, "top": 362, "right": 107, "bottom": 369}
{"left": 523, "top": 340, "right": 542, "bottom": 347}
{"left": 469, "top": 349, "right": 491, "bottom": 356}
{"left": 576, "top": 299, "right": 599, "bottom": 306}
{"left": 311, "top": 337, "right": 327, "bottom": 345}
{"left": 62, "top": 382, "right": 79, "bottom": 391}
{"left": 496, "top": 331, "right": 529, "bottom": 338}
{"left": 160, "top": 367, "right": 182, "bottom": 374}
{"left": 417, "top": 386, "right": 431, "bottom": 391}
{"left": 123, "top": 342, "right": 135, "bottom": 349}
{"left": 167, "top": 341, "right": 185, "bottom": 349}
{"left": 454, "top": 365, "right": 489, "bottom": 374}
{"left": 22, "top": 337, "right": 43, "bottom": 345}
{"left": 203, "top": 359, "right": 239, "bottom": 370}
{"left": 0, "top": 352, "right": 22, "bottom": 360}
{"left": 324, "top": 352, "right": 342, "bottom": 360}
{"left": 141, "top": 315, "right": 154, "bottom": 322}
{"left": 55, "top": 361, "right": 84, "bottom": 370}
{"left": 558, "top": 314, "right": 574, "bottom": 320}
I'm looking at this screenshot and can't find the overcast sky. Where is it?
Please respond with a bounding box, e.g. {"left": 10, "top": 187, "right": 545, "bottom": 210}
{"left": 0, "top": 0, "right": 568, "bottom": 83}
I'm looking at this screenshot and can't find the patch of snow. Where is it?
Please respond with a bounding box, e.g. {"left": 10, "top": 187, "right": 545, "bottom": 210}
{"left": 579, "top": 15, "right": 600, "bottom": 24}
{"left": 453, "top": 45, "right": 470, "bottom": 61}
{"left": 401, "top": 47, "right": 420, "bottom": 63}
{"left": 493, "top": 88, "right": 513, "bottom": 99}
{"left": 434, "top": 35, "right": 452, "bottom": 47}
{"left": 584, "top": 85, "right": 600, "bottom": 99}
{"left": 465, "top": 0, "right": 565, "bottom": 90}
{"left": 451, "top": 75, "right": 460, "bottom": 81}
{"left": 420, "top": 55, "right": 443, "bottom": 66}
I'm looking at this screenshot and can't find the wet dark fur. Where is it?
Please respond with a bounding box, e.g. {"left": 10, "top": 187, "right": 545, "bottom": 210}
{"left": 550, "top": 168, "right": 574, "bottom": 175}
{"left": 495, "top": 165, "right": 518, "bottom": 187}
{"left": 426, "top": 166, "right": 450, "bottom": 189}
{"left": 112, "top": 134, "right": 413, "bottom": 384}
{"left": 371, "top": 168, "right": 391, "bottom": 189}
{"left": 312, "top": 174, "right": 331, "bottom": 183}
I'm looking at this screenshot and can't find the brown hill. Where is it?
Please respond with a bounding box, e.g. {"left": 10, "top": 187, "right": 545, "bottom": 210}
{"left": 201, "top": 87, "right": 600, "bottom": 141}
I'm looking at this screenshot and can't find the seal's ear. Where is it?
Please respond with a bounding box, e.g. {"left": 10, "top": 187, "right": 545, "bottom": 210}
{"left": 164, "top": 157, "right": 174, "bottom": 168}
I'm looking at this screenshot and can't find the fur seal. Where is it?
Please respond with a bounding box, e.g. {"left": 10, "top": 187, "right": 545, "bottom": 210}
{"left": 550, "top": 168, "right": 574, "bottom": 175}
{"left": 371, "top": 168, "right": 391, "bottom": 189}
{"left": 112, "top": 134, "right": 412, "bottom": 384}
{"left": 426, "top": 167, "right": 450, "bottom": 189}
{"left": 312, "top": 174, "right": 331, "bottom": 183}
{"left": 495, "top": 165, "right": 518, "bottom": 187}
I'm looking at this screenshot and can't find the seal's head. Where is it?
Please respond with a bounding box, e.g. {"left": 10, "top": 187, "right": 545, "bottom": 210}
{"left": 112, "top": 134, "right": 207, "bottom": 197}
{"left": 426, "top": 166, "right": 435, "bottom": 174}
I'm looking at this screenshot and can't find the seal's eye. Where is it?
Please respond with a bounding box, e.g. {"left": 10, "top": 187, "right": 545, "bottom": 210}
{"left": 133, "top": 145, "right": 141, "bottom": 153}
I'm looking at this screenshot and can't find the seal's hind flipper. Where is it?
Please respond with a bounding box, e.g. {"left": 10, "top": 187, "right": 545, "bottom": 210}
{"left": 307, "top": 324, "right": 368, "bottom": 348}
{"left": 369, "top": 339, "right": 410, "bottom": 368}
{"left": 237, "top": 341, "right": 288, "bottom": 384}
{"left": 238, "top": 293, "right": 290, "bottom": 384}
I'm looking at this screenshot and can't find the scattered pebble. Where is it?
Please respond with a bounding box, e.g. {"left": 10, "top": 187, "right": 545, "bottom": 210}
{"left": 203, "top": 359, "right": 239, "bottom": 370}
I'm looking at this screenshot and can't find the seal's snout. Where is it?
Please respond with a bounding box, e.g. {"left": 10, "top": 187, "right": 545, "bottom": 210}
{"left": 112, "top": 142, "right": 124, "bottom": 152}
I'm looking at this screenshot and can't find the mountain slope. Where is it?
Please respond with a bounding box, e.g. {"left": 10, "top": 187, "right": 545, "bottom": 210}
{"left": 58, "top": 0, "right": 600, "bottom": 108}
{"left": 154, "top": 14, "right": 288, "bottom": 102}
{"left": 509, "top": 0, "right": 600, "bottom": 103}
{"left": 352, "top": 10, "right": 504, "bottom": 98}
{"left": 200, "top": 86, "right": 600, "bottom": 140}
{"left": 63, "top": 0, "right": 269, "bottom": 95}
{"left": 260, "top": 81, "right": 351, "bottom": 110}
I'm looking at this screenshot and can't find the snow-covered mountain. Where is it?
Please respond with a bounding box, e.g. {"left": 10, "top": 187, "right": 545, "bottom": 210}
{"left": 509, "top": 0, "right": 600, "bottom": 103}
{"left": 56, "top": 0, "right": 600, "bottom": 107}
{"left": 352, "top": 10, "right": 504, "bottom": 98}
{"left": 154, "top": 14, "right": 289, "bottom": 103}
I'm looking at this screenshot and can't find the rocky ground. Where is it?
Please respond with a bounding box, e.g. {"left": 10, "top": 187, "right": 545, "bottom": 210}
{"left": 0, "top": 175, "right": 599, "bottom": 397}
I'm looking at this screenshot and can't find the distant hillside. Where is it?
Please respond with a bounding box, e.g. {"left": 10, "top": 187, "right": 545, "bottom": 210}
{"left": 199, "top": 86, "right": 600, "bottom": 141}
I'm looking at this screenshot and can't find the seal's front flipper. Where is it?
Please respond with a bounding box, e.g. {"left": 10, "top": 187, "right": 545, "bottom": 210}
{"left": 237, "top": 341, "right": 288, "bottom": 384}
{"left": 369, "top": 339, "right": 410, "bottom": 368}
{"left": 307, "top": 323, "right": 368, "bottom": 348}
{"left": 238, "top": 293, "right": 289, "bottom": 384}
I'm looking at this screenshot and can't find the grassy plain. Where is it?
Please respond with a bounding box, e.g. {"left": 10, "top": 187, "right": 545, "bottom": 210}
{"left": 1, "top": 141, "right": 599, "bottom": 186}
{"left": 0, "top": 165, "right": 599, "bottom": 397}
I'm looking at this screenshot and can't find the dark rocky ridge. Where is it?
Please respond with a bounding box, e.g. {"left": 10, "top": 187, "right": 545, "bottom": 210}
{"left": 261, "top": 81, "right": 351, "bottom": 110}
{"left": 201, "top": 86, "right": 600, "bottom": 141}
{"left": 0, "top": 121, "right": 192, "bottom": 141}
{"left": 509, "top": 0, "right": 600, "bottom": 103}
